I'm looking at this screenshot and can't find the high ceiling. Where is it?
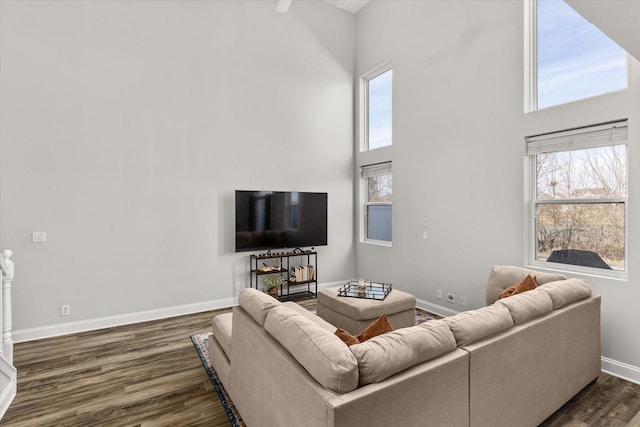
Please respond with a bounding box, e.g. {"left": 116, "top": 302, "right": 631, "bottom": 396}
{"left": 322, "top": 0, "right": 371, "bottom": 14}
{"left": 276, "top": 0, "right": 370, "bottom": 14}
{"left": 566, "top": 0, "right": 640, "bottom": 62}
{"left": 276, "top": 0, "right": 639, "bottom": 62}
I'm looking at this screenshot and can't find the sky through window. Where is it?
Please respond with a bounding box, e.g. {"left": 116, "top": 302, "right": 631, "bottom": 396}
{"left": 537, "top": 0, "right": 627, "bottom": 109}
{"left": 367, "top": 69, "right": 392, "bottom": 150}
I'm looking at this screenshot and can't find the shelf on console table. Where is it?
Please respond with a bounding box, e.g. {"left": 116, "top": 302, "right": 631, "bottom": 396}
{"left": 250, "top": 250, "right": 318, "bottom": 301}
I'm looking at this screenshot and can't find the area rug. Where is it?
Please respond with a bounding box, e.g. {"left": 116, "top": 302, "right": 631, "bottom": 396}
{"left": 191, "top": 333, "right": 245, "bottom": 426}
{"left": 190, "top": 308, "right": 440, "bottom": 426}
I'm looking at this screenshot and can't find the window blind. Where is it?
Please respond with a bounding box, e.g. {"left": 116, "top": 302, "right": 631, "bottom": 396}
{"left": 361, "top": 162, "right": 392, "bottom": 178}
{"left": 526, "top": 120, "right": 628, "bottom": 155}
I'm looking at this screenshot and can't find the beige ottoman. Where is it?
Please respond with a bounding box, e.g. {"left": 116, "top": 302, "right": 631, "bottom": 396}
{"left": 317, "top": 286, "right": 416, "bottom": 335}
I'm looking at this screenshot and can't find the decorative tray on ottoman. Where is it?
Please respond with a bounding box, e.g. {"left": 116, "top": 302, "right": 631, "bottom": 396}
{"left": 337, "top": 281, "right": 392, "bottom": 300}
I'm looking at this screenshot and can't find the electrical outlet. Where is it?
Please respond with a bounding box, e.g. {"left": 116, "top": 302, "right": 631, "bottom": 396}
{"left": 32, "top": 231, "right": 47, "bottom": 243}
{"left": 422, "top": 217, "right": 428, "bottom": 227}
{"left": 436, "top": 289, "right": 442, "bottom": 300}
{"left": 447, "top": 293, "right": 455, "bottom": 304}
{"left": 61, "top": 305, "right": 70, "bottom": 316}
{"left": 460, "top": 296, "right": 466, "bottom": 306}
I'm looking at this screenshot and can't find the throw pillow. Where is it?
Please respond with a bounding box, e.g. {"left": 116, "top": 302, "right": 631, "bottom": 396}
{"left": 357, "top": 314, "right": 393, "bottom": 342}
{"left": 334, "top": 314, "right": 393, "bottom": 346}
{"left": 498, "top": 274, "right": 538, "bottom": 300}
{"left": 335, "top": 328, "right": 360, "bottom": 346}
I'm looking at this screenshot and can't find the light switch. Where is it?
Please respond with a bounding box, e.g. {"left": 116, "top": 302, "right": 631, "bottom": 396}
{"left": 32, "top": 232, "right": 46, "bottom": 243}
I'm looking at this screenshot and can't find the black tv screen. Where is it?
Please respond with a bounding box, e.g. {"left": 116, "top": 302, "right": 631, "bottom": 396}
{"left": 235, "top": 190, "right": 328, "bottom": 252}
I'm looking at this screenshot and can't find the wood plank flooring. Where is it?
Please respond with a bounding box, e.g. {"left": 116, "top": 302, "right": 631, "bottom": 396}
{"left": 2, "top": 300, "right": 640, "bottom": 426}
{"left": 2, "top": 307, "right": 234, "bottom": 427}
{"left": 541, "top": 373, "right": 640, "bottom": 426}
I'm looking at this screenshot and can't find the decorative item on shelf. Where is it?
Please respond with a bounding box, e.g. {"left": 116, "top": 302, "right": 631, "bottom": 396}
{"left": 291, "top": 265, "right": 315, "bottom": 283}
{"left": 263, "top": 274, "right": 283, "bottom": 298}
{"left": 357, "top": 277, "right": 366, "bottom": 296}
{"left": 258, "top": 262, "right": 279, "bottom": 273}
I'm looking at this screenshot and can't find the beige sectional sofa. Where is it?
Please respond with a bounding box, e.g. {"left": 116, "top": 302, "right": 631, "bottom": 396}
{"left": 208, "top": 266, "right": 601, "bottom": 427}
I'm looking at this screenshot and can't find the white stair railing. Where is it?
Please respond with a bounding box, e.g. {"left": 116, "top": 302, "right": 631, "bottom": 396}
{"left": 1, "top": 250, "right": 14, "bottom": 364}
{"left": 0, "top": 249, "right": 16, "bottom": 420}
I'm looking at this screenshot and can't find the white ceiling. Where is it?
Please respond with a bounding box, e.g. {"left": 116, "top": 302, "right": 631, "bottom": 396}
{"left": 276, "top": 0, "right": 370, "bottom": 14}
{"left": 322, "top": 0, "right": 371, "bottom": 14}
{"left": 566, "top": 0, "right": 640, "bottom": 62}
{"left": 278, "top": 0, "right": 639, "bottom": 62}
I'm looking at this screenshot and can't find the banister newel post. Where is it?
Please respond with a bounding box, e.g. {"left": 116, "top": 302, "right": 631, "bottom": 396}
{"left": 1, "top": 250, "right": 14, "bottom": 365}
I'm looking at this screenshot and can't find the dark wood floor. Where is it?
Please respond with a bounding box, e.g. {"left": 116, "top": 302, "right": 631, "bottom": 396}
{"left": 2, "top": 307, "right": 234, "bottom": 427}
{"left": 2, "top": 299, "right": 640, "bottom": 426}
{"left": 541, "top": 373, "right": 640, "bottom": 426}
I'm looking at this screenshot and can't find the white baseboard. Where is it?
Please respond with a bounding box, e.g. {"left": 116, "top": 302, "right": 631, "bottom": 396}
{"left": 13, "top": 297, "right": 238, "bottom": 343}
{"left": 0, "top": 356, "right": 16, "bottom": 420}
{"left": 415, "top": 298, "right": 460, "bottom": 318}
{"left": 0, "top": 381, "right": 16, "bottom": 421}
{"left": 317, "top": 280, "right": 347, "bottom": 290}
{"left": 601, "top": 356, "right": 640, "bottom": 385}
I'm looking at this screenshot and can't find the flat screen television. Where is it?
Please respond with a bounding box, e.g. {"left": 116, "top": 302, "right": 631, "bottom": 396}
{"left": 235, "top": 190, "right": 328, "bottom": 252}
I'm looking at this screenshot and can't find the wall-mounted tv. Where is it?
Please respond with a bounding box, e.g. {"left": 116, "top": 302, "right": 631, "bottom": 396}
{"left": 235, "top": 190, "right": 328, "bottom": 252}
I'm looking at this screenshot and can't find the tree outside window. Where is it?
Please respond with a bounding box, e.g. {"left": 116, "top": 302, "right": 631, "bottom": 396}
{"left": 534, "top": 144, "right": 626, "bottom": 271}
{"left": 362, "top": 164, "right": 392, "bottom": 243}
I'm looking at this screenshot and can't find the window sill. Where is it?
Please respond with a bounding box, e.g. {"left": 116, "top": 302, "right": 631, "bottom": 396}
{"left": 526, "top": 261, "right": 627, "bottom": 282}
{"left": 361, "top": 239, "right": 392, "bottom": 248}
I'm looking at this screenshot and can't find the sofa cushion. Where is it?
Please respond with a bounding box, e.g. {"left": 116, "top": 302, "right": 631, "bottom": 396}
{"left": 264, "top": 305, "right": 359, "bottom": 394}
{"left": 495, "top": 288, "right": 553, "bottom": 325}
{"left": 282, "top": 301, "right": 336, "bottom": 333}
{"left": 498, "top": 274, "right": 537, "bottom": 300}
{"left": 238, "top": 288, "right": 281, "bottom": 327}
{"left": 349, "top": 320, "right": 456, "bottom": 386}
{"left": 211, "top": 312, "right": 233, "bottom": 357}
{"left": 538, "top": 278, "right": 592, "bottom": 309}
{"left": 486, "top": 265, "right": 566, "bottom": 305}
{"left": 443, "top": 304, "right": 514, "bottom": 346}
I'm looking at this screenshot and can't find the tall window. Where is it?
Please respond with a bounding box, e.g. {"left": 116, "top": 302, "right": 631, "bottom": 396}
{"left": 527, "top": 121, "right": 627, "bottom": 274}
{"left": 532, "top": 0, "right": 627, "bottom": 110}
{"left": 365, "top": 68, "right": 392, "bottom": 150}
{"left": 362, "top": 162, "right": 392, "bottom": 243}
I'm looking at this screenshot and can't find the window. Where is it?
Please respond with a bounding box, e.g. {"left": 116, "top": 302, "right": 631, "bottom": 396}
{"left": 364, "top": 68, "right": 392, "bottom": 150}
{"left": 527, "top": 121, "right": 628, "bottom": 274}
{"left": 530, "top": 0, "right": 627, "bottom": 110}
{"left": 359, "top": 64, "right": 393, "bottom": 245}
{"left": 362, "top": 162, "right": 392, "bottom": 243}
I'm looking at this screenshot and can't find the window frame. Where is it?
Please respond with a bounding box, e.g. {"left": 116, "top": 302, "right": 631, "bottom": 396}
{"left": 526, "top": 121, "right": 629, "bottom": 279}
{"left": 361, "top": 162, "right": 392, "bottom": 246}
{"left": 360, "top": 63, "right": 393, "bottom": 152}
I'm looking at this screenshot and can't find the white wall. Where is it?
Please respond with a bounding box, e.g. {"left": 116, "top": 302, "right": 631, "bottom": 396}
{"left": 356, "top": 0, "right": 640, "bottom": 381}
{"left": 0, "top": 0, "right": 356, "bottom": 334}
{"left": 566, "top": 0, "right": 640, "bottom": 63}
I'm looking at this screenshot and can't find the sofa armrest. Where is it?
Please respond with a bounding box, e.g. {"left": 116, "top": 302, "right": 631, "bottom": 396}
{"left": 463, "top": 295, "right": 600, "bottom": 427}
{"left": 326, "top": 349, "right": 469, "bottom": 427}
{"left": 229, "top": 306, "right": 337, "bottom": 427}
